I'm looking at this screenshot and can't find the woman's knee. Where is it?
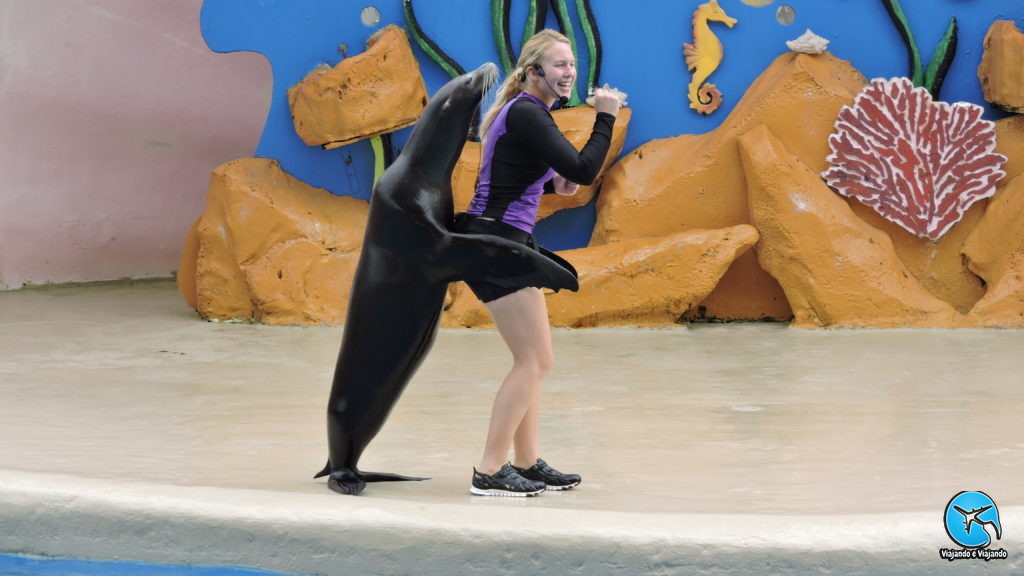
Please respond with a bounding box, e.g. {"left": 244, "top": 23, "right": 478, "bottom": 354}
{"left": 513, "top": 350, "right": 553, "bottom": 379}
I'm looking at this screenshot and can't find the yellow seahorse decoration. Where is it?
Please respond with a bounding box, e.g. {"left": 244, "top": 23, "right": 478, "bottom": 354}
{"left": 684, "top": 0, "right": 737, "bottom": 115}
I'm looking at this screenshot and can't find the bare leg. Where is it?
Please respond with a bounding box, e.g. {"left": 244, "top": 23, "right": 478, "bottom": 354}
{"left": 513, "top": 386, "right": 542, "bottom": 469}
{"left": 476, "top": 288, "right": 552, "bottom": 474}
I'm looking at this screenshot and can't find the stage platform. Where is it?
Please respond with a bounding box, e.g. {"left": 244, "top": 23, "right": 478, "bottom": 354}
{"left": 1, "top": 281, "right": 1021, "bottom": 575}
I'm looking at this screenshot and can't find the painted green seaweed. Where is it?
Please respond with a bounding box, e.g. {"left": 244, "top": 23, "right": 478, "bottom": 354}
{"left": 492, "top": 0, "right": 602, "bottom": 107}
{"left": 881, "top": 0, "right": 958, "bottom": 99}
{"left": 576, "top": 0, "right": 603, "bottom": 93}
{"left": 521, "top": 0, "right": 546, "bottom": 52}
{"left": 492, "top": 0, "right": 517, "bottom": 76}
{"left": 407, "top": 0, "right": 604, "bottom": 111}
{"left": 403, "top": 0, "right": 465, "bottom": 78}
{"left": 923, "top": 17, "right": 958, "bottom": 99}
{"left": 548, "top": 0, "right": 582, "bottom": 106}
{"left": 369, "top": 134, "right": 394, "bottom": 188}
{"left": 403, "top": 0, "right": 484, "bottom": 140}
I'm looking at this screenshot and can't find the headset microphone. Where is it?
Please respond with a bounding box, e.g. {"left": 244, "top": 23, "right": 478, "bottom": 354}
{"left": 535, "top": 67, "right": 569, "bottom": 107}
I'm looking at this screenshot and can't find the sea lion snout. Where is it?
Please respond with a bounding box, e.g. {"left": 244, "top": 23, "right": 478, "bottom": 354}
{"left": 473, "top": 62, "right": 499, "bottom": 83}
{"left": 465, "top": 62, "right": 499, "bottom": 95}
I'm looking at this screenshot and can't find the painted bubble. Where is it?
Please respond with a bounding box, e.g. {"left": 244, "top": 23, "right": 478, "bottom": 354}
{"left": 360, "top": 6, "right": 381, "bottom": 27}
{"left": 776, "top": 5, "right": 795, "bottom": 25}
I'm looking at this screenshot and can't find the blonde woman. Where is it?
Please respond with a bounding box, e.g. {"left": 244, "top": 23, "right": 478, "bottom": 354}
{"left": 457, "top": 29, "right": 620, "bottom": 496}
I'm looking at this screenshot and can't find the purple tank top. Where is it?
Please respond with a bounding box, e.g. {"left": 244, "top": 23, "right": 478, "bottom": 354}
{"left": 466, "top": 92, "right": 556, "bottom": 233}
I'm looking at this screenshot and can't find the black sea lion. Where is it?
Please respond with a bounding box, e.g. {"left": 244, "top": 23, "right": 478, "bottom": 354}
{"left": 316, "top": 62, "right": 578, "bottom": 495}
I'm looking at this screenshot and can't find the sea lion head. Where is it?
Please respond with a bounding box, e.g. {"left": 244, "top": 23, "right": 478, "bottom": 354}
{"left": 421, "top": 62, "right": 499, "bottom": 131}
{"left": 397, "top": 62, "right": 498, "bottom": 173}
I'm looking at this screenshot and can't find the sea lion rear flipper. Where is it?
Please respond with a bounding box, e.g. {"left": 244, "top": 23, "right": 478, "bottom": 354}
{"left": 438, "top": 233, "right": 579, "bottom": 292}
{"left": 357, "top": 471, "right": 430, "bottom": 482}
{"left": 322, "top": 468, "right": 428, "bottom": 495}
{"left": 314, "top": 460, "right": 331, "bottom": 479}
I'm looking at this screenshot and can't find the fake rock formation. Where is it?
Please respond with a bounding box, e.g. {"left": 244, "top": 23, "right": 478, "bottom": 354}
{"left": 823, "top": 78, "right": 1005, "bottom": 241}
{"left": 442, "top": 225, "right": 759, "bottom": 328}
{"left": 592, "top": 52, "right": 867, "bottom": 321}
{"left": 996, "top": 115, "right": 1024, "bottom": 182}
{"left": 287, "top": 25, "right": 428, "bottom": 148}
{"left": 451, "top": 107, "right": 632, "bottom": 221}
{"left": 829, "top": 97, "right": 1024, "bottom": 316}
{"left": 178, "top": 158, "right": 369, "bottom": 325}
{"left": 821, "top": 78, "right": 1005, "bottom": 314}
{"left": 962, "top": 171, "right": 1024, "bottom": 327}
{"left": 978, "top": 20, "right": 1024, "bottom": 114}
{"left": 739, "top": 124, "right": 963, "bottom": 328}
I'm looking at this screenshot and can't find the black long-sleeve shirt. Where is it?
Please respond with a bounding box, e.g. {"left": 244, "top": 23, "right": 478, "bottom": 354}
{"left": 467, "top": 92, "right": 616, "bottom": 233}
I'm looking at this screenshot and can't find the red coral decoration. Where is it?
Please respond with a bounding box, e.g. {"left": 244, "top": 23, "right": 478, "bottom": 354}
{"left": 822, "top": 77, "right": 1006, "bottom": 240}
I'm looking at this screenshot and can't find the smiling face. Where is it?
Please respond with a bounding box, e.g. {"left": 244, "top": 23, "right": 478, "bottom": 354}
{"left": 527, "top": 41, "right": 576, "bottom": 106}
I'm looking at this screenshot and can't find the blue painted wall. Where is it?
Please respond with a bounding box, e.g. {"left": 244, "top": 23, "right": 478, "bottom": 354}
{"left": 200, "top": 0, "right": 1024, "bottom": 250}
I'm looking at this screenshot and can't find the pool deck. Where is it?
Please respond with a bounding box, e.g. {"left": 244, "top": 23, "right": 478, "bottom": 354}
{"left": 1, "top": 281, "right": 1022, "bottom": 575}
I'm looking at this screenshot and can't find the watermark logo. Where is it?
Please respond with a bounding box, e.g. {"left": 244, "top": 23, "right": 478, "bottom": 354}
{"left": 939, "top": 491, "right": 1008, "bottom": 562}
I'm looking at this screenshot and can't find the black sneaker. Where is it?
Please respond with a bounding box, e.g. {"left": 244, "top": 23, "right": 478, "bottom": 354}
{"left": 469, "top": 463, "right": 546, "bottom": 497}
{"left": 511, "top": 458, "right": 581, "bottom": 491}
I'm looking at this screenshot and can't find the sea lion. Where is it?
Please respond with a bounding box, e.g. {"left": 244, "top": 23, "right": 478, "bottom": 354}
{"left": 316, "top": 62, "right": 578, "bottom": 495}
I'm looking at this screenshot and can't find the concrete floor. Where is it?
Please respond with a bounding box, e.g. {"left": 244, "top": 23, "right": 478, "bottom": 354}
{"left": 1, "top": 281, "right": 1022, "bottom": 575}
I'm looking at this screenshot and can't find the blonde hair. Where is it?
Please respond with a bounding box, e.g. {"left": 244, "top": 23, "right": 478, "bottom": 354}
{"left": 480, "top": 29, "right": 572, "bottom": 137}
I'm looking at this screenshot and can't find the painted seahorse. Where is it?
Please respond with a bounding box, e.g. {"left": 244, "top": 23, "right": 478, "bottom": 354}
{"left": 683, "top": 0, "right": 737, "bottom": 115}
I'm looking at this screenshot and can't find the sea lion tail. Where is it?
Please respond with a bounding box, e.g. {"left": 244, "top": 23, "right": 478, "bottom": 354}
{"left": 314, "top": 460, "right": 331, "bottom": 479}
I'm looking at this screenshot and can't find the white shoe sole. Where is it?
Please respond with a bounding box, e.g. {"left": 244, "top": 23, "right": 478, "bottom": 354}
{"left": 469, "top": 485, "right": 545, "bottom": 497}
{"left": 543, "top": 481, "right": 580, "bottom": 491}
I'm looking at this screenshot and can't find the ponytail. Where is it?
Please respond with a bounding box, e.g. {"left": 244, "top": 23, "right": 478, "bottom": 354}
{"left": 480, "top": 68, "right": 528, "bottom": 136}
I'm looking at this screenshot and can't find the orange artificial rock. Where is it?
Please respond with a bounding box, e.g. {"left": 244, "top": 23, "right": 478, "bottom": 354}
{"left": 592, "top": 52, "right": 867, "bottom": 321}
{"left": 996, "top": 115, "right": 1024, "bottom": 182}
{"left": 188, "top": 158, "right": 369, "bottom": 325}
{"left": 443, "top": 225, "right": 758, "bottom": 328}
{"left": 962, "top": 172, "right": 1024, "bottom": 327}
{"left": 814, "top": 87, "right": 1024, "bottom": 316}
{"left": 287, "top": 25, "right": 428, "bottom": 148}
{"left": 845, "top": 201, "right": 986, "bottom": 314}
{"left": 740, "top": 124, "right": 964, "bottom": 328}
{"left": 811, "top": 107, "right": 1024, "bottom": 316}
{"left": 450, "top": 140, "right": 481, "bottom": 213}
{"left": 978, "top": 20, "right": 1024, "bottom": 114}
{"left": 451, "top": 106, "right": 632, "bottom": 220}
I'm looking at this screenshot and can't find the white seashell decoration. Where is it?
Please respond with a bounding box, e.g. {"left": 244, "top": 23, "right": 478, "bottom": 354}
{"left": 585, "top": 83, "right": 628, "bottom": 108}
{"left": 786, "top": 29, "right": 830, "bottom": 54}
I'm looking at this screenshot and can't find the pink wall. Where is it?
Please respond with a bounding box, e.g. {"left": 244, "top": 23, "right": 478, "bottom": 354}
{"left": 0, "top": 0, "right": 270, "bottom": 289}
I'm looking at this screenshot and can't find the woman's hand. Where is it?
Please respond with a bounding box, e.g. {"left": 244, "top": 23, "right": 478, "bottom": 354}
{"left": 591, "top": 87, "right": 620, "bottom": 117}
{"left": 552, "top": 174, "right": 580, "bottom": 196}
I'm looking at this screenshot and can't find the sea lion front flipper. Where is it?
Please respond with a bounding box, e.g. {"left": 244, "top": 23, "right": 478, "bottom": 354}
{"left": 537, "top": 245, "right": 577, "bottom": 278}
{"left": 437, "top": 233, "right": 579, "bottom": 292}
